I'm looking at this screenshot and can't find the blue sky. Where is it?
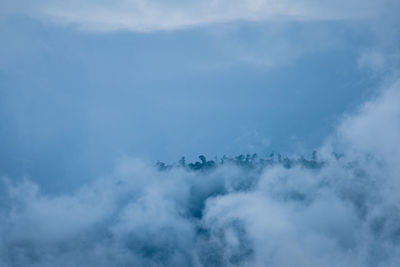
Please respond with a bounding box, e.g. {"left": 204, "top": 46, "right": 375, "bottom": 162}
{"left": 1, "top": 0, "right": 399, "bottom": 191}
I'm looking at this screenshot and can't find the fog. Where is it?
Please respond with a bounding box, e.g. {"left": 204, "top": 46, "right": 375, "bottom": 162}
{"left": 1, "top": 80, "right": 399, "bottom": 266}
{"left": 1, "top": 0, "right": 400, "bottom": 265}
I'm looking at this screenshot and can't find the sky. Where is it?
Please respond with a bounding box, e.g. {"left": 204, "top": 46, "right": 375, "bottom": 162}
{"left": 1, "top": 0, "right": 399, "bottom": 192}
{"left": 1, "top": 1, "right": 400, "bottom": 266}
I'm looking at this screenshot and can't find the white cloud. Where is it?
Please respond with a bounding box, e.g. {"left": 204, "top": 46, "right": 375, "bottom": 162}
{"left": 332, "top": 80, "right": 400, "bottom": 167}
{"left": 1, "top": 79, "right": 400, "bottom": 266}
{"left": 1, "top": 0, "right": 395, "bottom": 32}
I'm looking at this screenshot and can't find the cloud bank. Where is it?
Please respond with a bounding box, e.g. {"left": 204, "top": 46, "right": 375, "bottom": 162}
{"left": 1, "top": 79, "right": 400, "bottom": 266}
{"left": 1, "top": 0, "right": 397, "bottom": 31}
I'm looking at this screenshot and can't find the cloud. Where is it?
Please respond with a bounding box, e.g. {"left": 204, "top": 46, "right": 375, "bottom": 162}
{"left": 1, "top": 0, "right": 396, "bottom": 32}
{"left": 1, "top": 79, "right": 400, "bottom": 266}
{"left": 1, "top": 0, "right": 400, "bottom": 265}
{"left": 335, "top": 80, "right": 400, "bottom": 161}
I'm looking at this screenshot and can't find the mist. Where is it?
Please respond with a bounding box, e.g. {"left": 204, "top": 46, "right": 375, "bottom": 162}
{"left": 1, "top": 80, "right": 399, "bottom": 266}
{"left": 1, "top": 0, "right": 400, "bottom": 265}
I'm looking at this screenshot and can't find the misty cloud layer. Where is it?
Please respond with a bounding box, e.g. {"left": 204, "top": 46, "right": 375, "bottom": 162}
{"left": 2, "top": 0, "right": 399, "bottom": 32}
{"left": 1, "top": 80, "right": 399, "bottom": 266}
